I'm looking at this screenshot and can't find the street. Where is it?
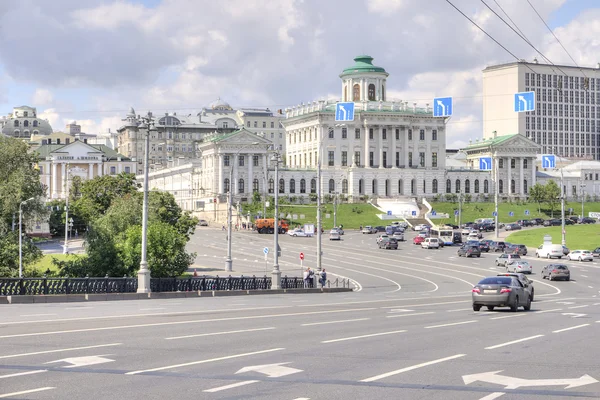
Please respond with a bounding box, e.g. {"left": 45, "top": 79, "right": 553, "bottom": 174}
{"left": 3, "top": 227, "right": 600, "bottom": 399}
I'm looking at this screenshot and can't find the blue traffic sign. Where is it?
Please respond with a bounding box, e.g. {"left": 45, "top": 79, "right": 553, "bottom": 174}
{"left": 479, "top": 157, "right": 492, "bottom": 171}
{"left": 542, "top": 154, "right": 556, "bottom": 169}
{"left": 433, "top": 97, "right": 452, "bottom": 117}
{"left": 509, "top": 211, "right": 514, "bottom": 217}
{"left": 411, "top": 210, "right": 417, "bottom": 216}
{"left": 431, "top": 210, "right": 437, "bottom": 216}
{"left": 335, "top": 102, "right": 355, "bottom": 121}
{"left": 514, "top": 91, "right": 535, "bottom": 112}
{"left": 492, "top": 211, "right": 498, "bottom": 217}
{"left": 387, "top": 210, "right": 392, "bottom": 216}
{"left": 263, "top": 247, "right": 269, "bottom": 255}
{"left": 454, "top": 210, "right": 459, "bottom": 216}
{"left": 525, "top": 210, "right": 530, "bottom": 216}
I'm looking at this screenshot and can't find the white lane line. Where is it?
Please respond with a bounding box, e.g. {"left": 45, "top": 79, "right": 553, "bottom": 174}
{"left": 321, "top": 330, "right": 406, "bottom": 344}
{"left": 386, "top": 312, "right": 435, "bottom": 319}
{"left": 126, "top": 348, "right": 284, "bottom": 375}
{"left": 447, "top": 308, "right": 472, "bottom": 312}
{"left": 139, "top": 308, "right": 166, "bottom": 311}
{"left": 568, "top": 305, "right": 589, "bottom": 309}
{"left": 293, "top": 398, "right": 310, "bottom": 400}
{"left": 581, "top": 275, "right": 589, "bottom": 278}
{"left": 166, "top": 327, "right": 275, "bottom": 340}
{"left": 0, "top": 370, "right": 47, "bottom": 379}
{"left": 479, "top": 393, "right": 506, "bottom": 400}
{"left": 485, "top": 335, "right": 545, "bottom": 350}
{"left": 489, "top": 314, "right": 527, "bottom": 320}
{"left": 19, "top": 313, "right": 57, "bottom": 317}
{"left": 203, "top": 380, "right": 259, "bottom": 393}
{"left": 553, "top": 324, "right": 590, "bottom": 333}
{"left": 424, "top": 320, "right": 476, "bottom": 329}
{"left": 588, "top": 286, "right": 594, "bottom": 289}
{"left": 301, "top": 318, "right": 370, "bottom": 327}
{"left": 0, "top": 387, "right": 55, "bottom": 398}
{"left": 360, "top": 354, "right": 466, "bottom": 382}
{"left": 387, "top": 309, "right": 415, "bottom": 313}
{"left": 0, "top": 343, "right": 122, "bottom": 360}
{"left": 534, "top": 308, "right": 562, "bottom": 313}
{"left": 380, "top": 300, "right": 468, "bottom": 309}
{"left": 0, "top": 308, "right": 376, "bottom": 339}
{"left": 64, "top": 307, "right": 93, "bottom": 310}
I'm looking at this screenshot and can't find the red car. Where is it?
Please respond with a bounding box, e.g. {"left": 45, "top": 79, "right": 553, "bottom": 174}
{"left": 413, "top": 236, "right": 425, "bottom": 245}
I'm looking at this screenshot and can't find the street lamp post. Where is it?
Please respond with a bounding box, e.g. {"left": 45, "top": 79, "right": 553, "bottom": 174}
{"left": 63, "top": 163, "right": 71, "bottom": 254}
{"left": 19, "top": 197, "right": 35, "bottom": 278}
{"left": 493, "top": 151, "right": 499, "bottom": 239}
{"left": 580, "top": 180, "right": 585, "bottom": 220}
{"left": 316, "top": 145, "right": 322, "bottom": 271}
{"left": 271, "top": 152, "right": 282, "bottom": 289}
{"left": 137, "top": 112, "right": 155, "bottom": 294}
{"left": 560, "top": 167, "right": 566, "bottom": 246}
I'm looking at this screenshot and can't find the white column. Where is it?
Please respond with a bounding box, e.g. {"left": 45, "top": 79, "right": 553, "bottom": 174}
{"left": 364, "top": 125, "right": 370, "bottom": 167}
{"left": 218, "top": 154, "right": 224, "bottom": 194}
{"left": 519, "top": 157, "right": 524, "bottom": 195}
{"left": 391, "top": 126, "right": 397, "bottom": 168}
{"left": 248, "top": 153, "right": 253, "bottom": 195}
{"left": 98, "top": 162, "right": 103, "bottom": 177}
{"left": 507, "top": 157, "right": 512, "bottom": 194}
{"left": 531, "top": 157, "right": 536, "bottom": 187}
{"left": 88, "top": 163, "right": 94, "bottom": 180}
{"left": 404, "top": 129, "right": 410, "bottom": 167}
{"left": 52, "top": 163, "right": 58, "bottom": 198}
{"left": 378, "top": 126, "right": 384, "bottom": 168}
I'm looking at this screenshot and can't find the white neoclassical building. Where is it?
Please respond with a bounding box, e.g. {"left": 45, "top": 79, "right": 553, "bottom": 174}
{"left": 0, "top": 105, "right": 53, "bottom": 139}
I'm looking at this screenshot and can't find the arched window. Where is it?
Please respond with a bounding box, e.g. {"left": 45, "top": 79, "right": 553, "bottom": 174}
{"left": 238, "top": 179, "right": 244, "bottom": 193}
{"left": 511, "top": 179, "right": 516, "bottom": 194}
{"left": 465, "top": 179, "right": 470, "bottom": 193}
{"left": 411, "top": 179, "right": 415, "bottom": 195}
{"left": 353, "top": 84, "right": 360, "bottom": 101}
{"left": 499, "top": 180, "right": 504, "bottom": 194}
{"left": 23, "top": 120, "right": 29, "bottom": 127}
{"left": 372, "top": 179, "right": 377, "bottom": 194}
{"left": 224, "top": 178, "right": 230, "bottom": 193}
{"left": 268, "top": 178, "right": 274, "bottom": 194}
{"left": 398, "top": 179, "right": 403, "bottom": 195}
{"left": 300, "top": 179, "right": 306, "bottom": 193}
{"left": 279, "top": 178, "right": 285, "bottom": 193}
{"left": 310, "top": 179, "right": 316, "bottom": 193}
{"left": 253, "top": 179, "right": 259, "bottom": 192}
{"left": 446, "top": 179, "right": 451, "bottom": 194}
{"left": 289, "top": 179, "right": 296, "bottom": 193}
{"left": 342, "top": 179, "right": 348, "bottom": 194}
{"left": 33, "top": 120, "right": 38, "bottom": 127}
{"left": 329, "top": 179, "right": 335, "bottom": 194}
{"left": 455, "top": 179, "right": 461, "bottom": 193}
{"left": 13, "top": 120, "right": 19, "bottom": 127}
{"left": 484, "top": 180, "right": 489, "bottom": 194}
{"left": 368, "top": 84, "right": 375, "bottom": 101}
{"left": 359, "top": 179, "right": 364, "bottom": 194}
{"left": 524, "top": 180, "right": 528, "bottom": 194}
{"left": 474, "top": 179, "right": 480, "bottom": 193}
{"left": 432, "top": 179, "right": 438, "bottom": 194}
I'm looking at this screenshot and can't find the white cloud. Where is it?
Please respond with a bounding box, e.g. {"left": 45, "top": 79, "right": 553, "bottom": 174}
{"left": 367, "top": 0, "right": 406, "bottom": 14}
{"left": 32, "top": 89, "right": 54, "bottom": 105}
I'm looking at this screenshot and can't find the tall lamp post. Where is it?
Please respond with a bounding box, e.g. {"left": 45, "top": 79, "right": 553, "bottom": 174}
{"left": 137, "top": 111, "right": 155, "bottom": 294}
{"left": 560, "top": 167, "right": 566, "bottom": 246}
{"left": 63, "top": 163, "right": 71, "bottom": 254}
{"left": 271, "top": 151, "right": 282, "bottom": 289}
{"left": 580, "top": 179, "right": 585, "bottom": 220}
{"left": 19, "top": 197, "right": 35, "bottom": 278}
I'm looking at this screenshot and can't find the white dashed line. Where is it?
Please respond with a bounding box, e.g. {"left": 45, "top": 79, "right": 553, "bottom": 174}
{"left": 553, "top": 324, "right": 590, "bottom": 333}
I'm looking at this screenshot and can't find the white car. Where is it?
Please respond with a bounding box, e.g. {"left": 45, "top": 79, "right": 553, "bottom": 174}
{"left": 567, "top": 250, "right": 594, "bottom": 262}
{"left": 421, "top": 237, "right": 440, "bottom": 249}
{"left": 414, "top": 224, "right": 429, "bottom": 231}
{"left": 331, "top": 227, "right": 344, "bottom": 235}
{"left": 461, "top": 228, "right": 472, "bottom": 235}
{"left": 467, "top": 232, "right": 481, "bottom": 241}
{"left": 362, "top": 226, "right": 377, "bottom": 234}
{"left": 329, "top": 230, "right": 341, "bottom": 241}
{"left": 376, "top": 234, "right": 389, "bottom": 244}
{"left": 287, "top": 228, "right": 309, "bottom": 237}
{"left": 418, "top": 230, "right": 429, "bottom": 238}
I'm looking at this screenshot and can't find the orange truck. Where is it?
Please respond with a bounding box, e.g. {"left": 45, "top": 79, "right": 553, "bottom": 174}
{"left": 255, "top": 218, "right": 289, "bottom": 234}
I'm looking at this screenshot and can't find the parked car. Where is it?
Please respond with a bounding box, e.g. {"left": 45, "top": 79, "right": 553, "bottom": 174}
{"left": 543, "top": 219, "right": 562, "bottom": 226}
{"left": 331, "top": 227, "right": 344, "bottom": 235}
{"left": 392, "top": 231, "right": 405, "bottom": 241}
{"left": 495, "top": 253, "right": 521, "bottom": 267}
{"left": 541, "top": 264, "right": 570, "bottom": 281}
{"left": 374, "top": 226, "right": 386, "bottom": 232}
{"left": 532, "top": 218, "right": 545, "bottom": 226}
{"left": 413, "top": 236, "right": 425, "bottom": 245}
{"left": 198, "top": 219, "right": 209, "bottom": 226}
{"left": 516, "top": 219, "right": 533, "bottom": 227}
{"left": 418, "top": 230, "right": 430, "bottom": 238}
{"left": 567, "top": 250, "right": 594, "bottom": 262}
{"left": 505, "top": 223, "right": 522, "bottom": 231}
{"left": 478, "top": 241, "right": 490, "bottom": 252}
{"left": 579, "top": 217, "right": 596, "bottom": 224}
{"left": 378, "top": 237, "right": 398, "bottom": 250}
{"left": 453, "top": 232, "right": 463, "bottom": 244}
{"left": 567, "top": 216, "right": 579, "bottom": 224}
{"left": 457, "top": 245, "right": 481, "bottom": 258}
{"left": 472, "top": 275, "right": 533, "bottom": 312}
{"left": 490, "top": 241, "right": 507, "bottom": 252}
{"left": 329, "top": 230, "right": 341, "bottom": 241}
{"left": 562, "top": 245, "right": 570, "bottom": 255}
{"left": 505, "top": 244, "right": 527, "bottom": 256}
{"left": 506, "top": 260, "right": 532, "bottom": 274}
{"left": 413, "top": 224, "right": 430, "bottom": 231}
{"left": 592, "top": 247, "right": 600, "bottom": 257}
{"left": 422, "top": 237, "right": 440, "bottom": 249}
{"left": 362, "top": 226, "right": 377, "bottom": 234}
{"left": 536, "top": 244, "right": 564, "bottom": 259}
{"left": 564, "top": 219, "right": 575, "bottom": 225}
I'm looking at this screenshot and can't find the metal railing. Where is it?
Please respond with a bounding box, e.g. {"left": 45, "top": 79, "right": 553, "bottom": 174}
{"left": 326, "top": 278, "right": 352, "bottom": 289}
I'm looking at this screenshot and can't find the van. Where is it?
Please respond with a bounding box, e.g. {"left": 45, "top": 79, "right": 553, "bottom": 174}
{"left": 536, "top": 244, "right": 563, "bottom": 259}
{"left": 422, "top": 237, "right": 440, "bottom": 249}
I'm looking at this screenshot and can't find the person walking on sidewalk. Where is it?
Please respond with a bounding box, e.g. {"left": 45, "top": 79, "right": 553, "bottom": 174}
{"left": 319, "top": 268, "right": 327, "bottom": 288}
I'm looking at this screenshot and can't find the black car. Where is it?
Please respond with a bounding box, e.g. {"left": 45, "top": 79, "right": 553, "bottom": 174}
{"left": 374, "top": 226, "right": 386, "bottom": 232}
{"left": 543, "top": 219, "right": 562, "bottom": 226}
{"left": 478, "top": 241, "right": 490, "bottom": 252}
{"left": 541, "top": 264, "right": 570, "bottom": 281}
{"left": 516, "top": 219, "right": 533, "bottom": 227}
{"left": 479, "top": 223, "right": 495, "bottom": 232}
{"left": 490, "top": 241, "right": 507, "bottom": 252}
{"left": 580, "top": 217, "right": 596, "bottom": 224}
{"left": 378, "top": 237, "right": 398, "bottom": 250}
{"left": 532, "top": 218, "right": 544, "bottom": 226}
{"left": 564, "top": 219, "right": 575, "bottom": 225}
{"left": 567, "top": 216, "right": 579, "bottom": 223}
{"left": 453, "top": 232, "right": 463, "bottom": 244}
{"left": 505, "top": 244, "right": 527, "bottom": 256}
{"left": 457, "top": 245, "right": 481, "bottom": 258}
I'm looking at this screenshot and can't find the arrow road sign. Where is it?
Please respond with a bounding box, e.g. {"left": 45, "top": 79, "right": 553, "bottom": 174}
{"left": 463, "top": 370, "right": 598, "bottom": 390}
{"left": 263, "top": 247, "right": 269, "bottom": 255}
{"left": 542, "top": 154, "right": 556, "bottom": 169}
{"left": 454, "top": 210, "right": 459, "bottom": 216}
{"left": 479, "top": 157, "right": 492, "bottom": 171}
{"left": 335, "top": 102, "right": 355, "bottom": 121}
{"left": 431, "top": 210, "right": 437, "bottom": 216}
{"left": 509, "top": 211, "right": 514, "bottom": 217}
{"left": 433, "top": 97, "right": 452, "bottom": 117}
{"left": 411, "top": 210, "right": 417, "bottom": 216}
{"left": 525, "top": 210, "right": 530, "bottom": 215}
{"left": 236, "top": 362, "right": 303, "bottom": 378}
{"left": 45, "top": 355, "right": 115, "bottom": 368}
{"left": 492, "top": 211, "right": 498, "bottom": 217}
{"left": 514, "top": 91, "right": 535, "bottom": 112}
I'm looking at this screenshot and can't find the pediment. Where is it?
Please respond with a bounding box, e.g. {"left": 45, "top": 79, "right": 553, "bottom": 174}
{"left": 51, "top": 141, "right": 103, "bottom": 157}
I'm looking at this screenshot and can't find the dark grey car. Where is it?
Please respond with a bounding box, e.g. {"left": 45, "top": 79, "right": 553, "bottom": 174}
{"left": 472, "top": 276, "right": 533, "bottom": 312}
{"left": 541, "top": 264, "right": 570, "bottom": 281}
{"left": 457, "top": 245, "right": 481, "bottom": 258}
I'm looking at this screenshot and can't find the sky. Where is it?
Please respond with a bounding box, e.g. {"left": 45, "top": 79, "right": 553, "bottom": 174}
{"left": 0, "top": 0, "right": 598, "bottom": 148}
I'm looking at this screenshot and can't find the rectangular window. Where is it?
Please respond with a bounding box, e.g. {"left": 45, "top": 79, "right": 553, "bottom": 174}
{"left": 382, "top": 151, "right": 387, "bottom": 167}
{"left": 253, "top": 155, "right": 259, "bottom": 167}
{"left": 341, "top": 151, "right": 348, "bottom": 166}
{"left": 355, "top": 128, "right": 361, "bottom": 139}
{"left": 246, "top": 121, "right": 250, "bottom": 127}
{"left": 408, "top": 129, "right": 412, "bottom": 141}
{"left": 124, "top": 166, "right": 131, "bottom": 173}
{"left": 110, "top": 166, "right": 116, "bottom": 175}
{"left": 408, "top": 152, "right": 413, "bottom": 167}
{"left": 419, "top": 129, "right": 425, "bottom": 140}
{"left": 382, "top": 128, "right": 387, "bottom": 140}
{"left": 369, "top": 128, "right": 374, "bottom": 140}
{"left": 419, "top": 152, "right": 425, "bottom": 167}
{"left": 396, "top": 128, "right": 400, "bottom": 140}
{"left": 328, "top": 151, "right": 334, "bottom": 166}
{"left": 432, "top": 130, "right": 437, "bottom": 141}
{"left": 253, "top": 121, "right": 257, "bottom": 128}
{"left": 342, "top": 127, "right": 347, "bottom": 139}
{"left": 511, "top": 158, "right": 515, "bottom": 168}
{"left": 328, "top": 129, "right": 334, "bottom": 139}
{"left": 238, "top": 156, "right": 245, "bottom": 167}
{"left": 263, "top": 121, "right": 266, "bottom": 128}
{"left": 224, "top": 155, "right": 230, "bottom": 166}
{"left": 369, "top": 152, "right": 374, "bottom": 167}
{"left": 354, "top": 151, "right": 360, "bottom": 166}
{"left": 432, "top": 152, "right": 438, "bottom": 168}
{"left": 396, "top": 152, "right": 400, "bottom": 167}
{"left": 271, "top": 121, "right": 274, "bottom": 128}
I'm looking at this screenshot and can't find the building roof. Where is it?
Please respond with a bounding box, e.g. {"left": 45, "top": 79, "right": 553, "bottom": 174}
{"left": 563, "top": 160, "right": 600, "bottom": 170}
{"left": 483, "top": 60, "right": 600, "bottom": 73}
{"left": 34, "top": 143, "right": 131, "bottom": 161}
{"left": 466, "top": 134, "right": 517, "bottom": 149}
{"left": 340, "top": 55, "right": 388, "bottom": 77}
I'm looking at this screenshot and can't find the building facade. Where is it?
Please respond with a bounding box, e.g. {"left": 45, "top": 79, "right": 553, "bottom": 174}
{"left": 0, "top": 105, "right": 53, "bottom": 139}
{"left": 483, "top": 60, "right": 600, "bottom": 159}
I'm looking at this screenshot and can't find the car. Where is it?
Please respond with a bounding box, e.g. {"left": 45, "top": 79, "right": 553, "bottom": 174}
{"left": 532, "top": 218, "right": 544, "bottom": 226}
{"left": 516, "top": 219, "right": 533, "bottom": 227}
{"left": 505, "top": 244, "right": 527, "bottom": 256}
{"left": 198, "top": 219, "right": 209, "bottom": 226}
{"left": 506, "top": 260, "right": 532, "bottom": 274}
{"left": 331, "top": 227, "right": 344, "bottom": 235}
{"left": 461, "top": 228, "right": 472, "bottom": 235}
{"left": 472, "top": 275, "right": 533, "bottom": 312}
{"left": 478, "top": 241, "right": 490, "bottom": 252}
{"left": 379, "top": 237, "right": 398, "bottom": 249}
{"left": 480, "top": 239, "right": 494, "bottom": 247}
{"left": 376, "top": 234, "right": 389, "bottom": 244}
{"left": 392, "top": 221, "right": 409, "bottom": 229}
{"left": 497, "top": 273, "right": 535, "bottom": 301}
{"left": 536, "top": 244, "right": 564, "bottom": 259}
{"left": 374, "top": 226, "right": 386, "bottom": 232}
{"left": 329, "top": 230, "right": 341, "bottom": 241}
{"left": 490, "top": 241, "right": 507, "bottom": 252}
{"left": 495, "top": 253, "right": 521, "bottom": 267}
{"left": 453, "top": 232, "right": 463, "bottom": 244}
{"left": 567, "top": 250, "right": 594, "bottom": 262}
{"left": 418, "top": 230, "right": 429, "bottom": 238}
{"left": 466, "top": 240, "right": 480, "bottom": 247}
{"left": 362, "top": 226, "right": 377, "bottom": 234}
{"left": 562, "top": 245, "right": 570, "bottom": 255}
{"left": 543, "top": 219, "right": 562, "bottom": 227}
{"left": 541, "top": 264, "right": 570, "bottom": 281}
{"left": 564, "top": 219, "right": 575, "bottom": 225}
{"left": 392, "top": 231, "right": 405, "bottom": 241}
{"left": 505, "top": 223, "right": 522, "bottom": 231}
{"left": 579, "top": 217, "right": 596, "bottom": 224}
{"left": 421, "top": 237, "right": 440, "bottom": 249}
{"left": 457, "top": 245, "right": 481, "bottom": 258}
{"left": 467, "top": 231, "right": 482, "bottom": 240}
{"left": 592, "top": 247, "right": 600, "bottom": 257}
{"left": 413, "top": 224, "right": 430, "bottom": 231}
{"left": 413, "top": 236, "right": 425, "bottom": 245}
{"left": 479, "top": 223, "right": 495, "bottom": 232}
{"left": 288, "top": 228, "right": 310, "bottom": 237}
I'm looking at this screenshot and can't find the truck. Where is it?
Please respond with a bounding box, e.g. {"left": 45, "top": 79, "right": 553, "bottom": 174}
{"left": 255, "top": 218, "right": 289, "bottom": 234}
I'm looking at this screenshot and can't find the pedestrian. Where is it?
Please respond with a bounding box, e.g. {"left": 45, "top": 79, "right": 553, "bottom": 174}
{"left": 303, "top": 268, "right": 310, "bottom": 288}
{"left": 75, "top": 229, "right": 79, "bottom": 238}
{"left": 359, "top": 225, "right": 363, "bottom": 231}
{"left": 222, "top": 225, "right": 226, "bottom": 231}
{"left": 308, "top": 268, "right": 315, "bottom": 288}
{"left": 319, "top": 268, "right": 327, "bottom": 288}
{"left": 193, "top": 269, "right": 198, "bottom": 277}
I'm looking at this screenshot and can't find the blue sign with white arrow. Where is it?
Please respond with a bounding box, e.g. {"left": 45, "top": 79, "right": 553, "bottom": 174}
{"left": 431, "top": 210, "right": 437, "bottom": 216}
{"left": 263, "top": 247, "right": 269, "bottom": 255}
{"left": 514, "top": 91, "right": 535, "bottom": 112}
{"left": 411, "top": 210, "right": 417, "bottom": 216}
{"left": 542, "top": 154, "right": 556, "bottom": 169}
{"left": 509, "top": 211, "right": 514, "bottom": 217}
{"left": 454, "top": 210, "right": 459, "bottom": 216}
{"left": 492, "top": 211, "right": 498, "bottom": 217}
{"left": 335, "top": 102, "right": 355, "bottom": 121}
{"left": 525, "top": 210, "right": 530, "bottom": 215}
{"left": 433, "top": 97, "right": 452, "bottom": 117}
{"left": 479, "top": 157, "right": 492, "bottom": 171}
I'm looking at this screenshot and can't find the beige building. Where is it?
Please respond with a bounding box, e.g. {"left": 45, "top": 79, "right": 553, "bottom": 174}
{"left": 0, "top": 105, "right": 53, "bottom": 139}
{"left": 483, "top": 59, "right": 600, "bottom": 159}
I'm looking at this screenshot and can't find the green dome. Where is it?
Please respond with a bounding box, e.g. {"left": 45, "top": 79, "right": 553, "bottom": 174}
{"left": 340, "top": 55, "right": 388, "bottom": 77}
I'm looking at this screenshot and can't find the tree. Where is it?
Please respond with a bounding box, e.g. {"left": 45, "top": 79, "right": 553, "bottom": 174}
{"left": 148, "top": 190, "right": 197, "bottom": 239}
{"left": 528, "top": 183, "right": 546, "bottom": 215}
{"left": 0, "top": 232, "right": 43, "bottom": 277}
{"left": 544, "top": 180, "right": 561, "bottom": 218}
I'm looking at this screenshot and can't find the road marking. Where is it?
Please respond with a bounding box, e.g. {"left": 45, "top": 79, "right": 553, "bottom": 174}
{"left": 553, "top": 324, "right": 590, "bottom": 333}
{"left": 360, "top": 354, "right": 466, "bottom": 382}
{"left": 139, "top": 308, "right": 166, "bottom": 311}
{"left": 463, "top": 370, "right": 598, "bottom": 389}
{"left": 562, "top": 312, "right": 587, "bottom": 318}
{"left": 126, "top": 348, "right": 284, "bottom": 375}
{"left": 479, "top": 393, "right": 505, "bottom": 400}
{"left": 0, "top": 387, "right": 55, "bottom": 398}
{"left": 46, "top": 355, "right": 115, "bottom": 368}
{"left": 424, "top": 320, "right": 476, "bottom": 329}
{"left": 556, "top": 301, "right": 575, "bottom": 305}
{"left": 0, "top": 308, "right": 376, "bottom": 339}
{"left": 236, "top": 362, "right": 302, "bottom": 377}
{"left": 321, "top": 330, "right": 406, "bottom": 344}
{"left": 387, "top": 309, "right": 415, "bottom": 313}
{"left": 166, "top": 327, "right": 276, "bottom": 340}
{"left": 0, "top": 343, "right": 122, "bottom": 360}
{"left": 301, "top": 318, "right": 369, "bottom": 327}
{"left": 581, "top": 275, "right": 589, "bottom": 278}
{"left": 65, "top": 307, "right": 93, "bottom": 310}
{"left": 203, "top": 380, "right": 259, "bottom": 393}
{"left": 386, "top": 312, "right": 435, "bottom": 319}
{"left": 588, "top": 286, "right": 594, "bottom": 288}
{"left": 380, "top": 300, "right": 468, "bottom": 309}
{"left": 485, "top": 335, "right": 545, "bottom": 350}
{"left": 19, "top": 313, "right": 57, "bottom": 317}
{"left": 568, "top": 305, "right": 589, "bottom": 309}
{"left": 447, "top": 308, "right": 472, "bottom": 312}
{"left": 534, "top": 308, "right": 562, "bottom": 313}
{"left": 0, "top": 370, "right": 47, "bottom": 379}
{"left": 489, "top": 314, "right": 527, "bottom": 320}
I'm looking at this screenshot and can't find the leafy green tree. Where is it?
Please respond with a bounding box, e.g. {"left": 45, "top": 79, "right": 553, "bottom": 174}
{"left": 544, "top": 180, "right": 561, "bottom": 218}
{"left": 528, "top": 183, "right": 546, "bottom": 215}
{"left": 148, "top": 190, "right": 198, "bottom": 239}
{"left": 0, "top": 232, "right": 43, "bottom": 277}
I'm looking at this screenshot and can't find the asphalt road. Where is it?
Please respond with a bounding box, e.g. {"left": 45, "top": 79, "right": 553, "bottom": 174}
{"left": 3, "top": 227, "right": 600, "bottom": 399}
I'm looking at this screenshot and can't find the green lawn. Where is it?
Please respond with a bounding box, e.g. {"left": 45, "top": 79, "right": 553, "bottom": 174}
{"left": 506, "top": 225, "right": 600, "bottom": 250}
{"left": 29, "top": 254, "right": 82, "bottom": 274}
{"left": 274, "top": 203, "right": 386, "bottom": 230}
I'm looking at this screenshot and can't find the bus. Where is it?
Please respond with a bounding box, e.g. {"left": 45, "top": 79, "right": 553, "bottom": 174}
{"left": 430, "top": 226, "right": 454, "bottom": 246}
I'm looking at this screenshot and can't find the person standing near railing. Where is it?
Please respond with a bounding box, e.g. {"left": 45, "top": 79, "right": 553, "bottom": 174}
{"left": 319, "top": 268, "right": 327, "bottom": 288}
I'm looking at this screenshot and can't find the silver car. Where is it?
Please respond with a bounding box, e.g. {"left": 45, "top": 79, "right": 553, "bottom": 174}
{"left": 506, "top": 260, "right": 532, "bottom": 274}
{"left": 472, "top": 276, "right": 533, "bottom": 312}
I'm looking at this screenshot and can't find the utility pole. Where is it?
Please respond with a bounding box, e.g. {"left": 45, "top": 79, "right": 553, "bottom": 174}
{"left": 19, "top": 198, "right": 35, "bottom": 278}
{"left": 225, "top": 164, "right": 234, "bottom": 272}
{"left": 316, "top": 130, "right": 322, "bottom": 271}
{"left": 63, "top": 163, "right": 70, "bottom": 254}
{"left": 458, "top": 190, "right": 462, "bottom": 228}
{"left": 580, "top": 179, "right": 585, "bottom": 220}
{"left": 560, "top": 168, "right": 566, "bottom": 246}
{"left": 494, "top": 153, "right": 499, "bottom": 239}
{"left": 272, "top": 152, "right": 281, "bottom": 289}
